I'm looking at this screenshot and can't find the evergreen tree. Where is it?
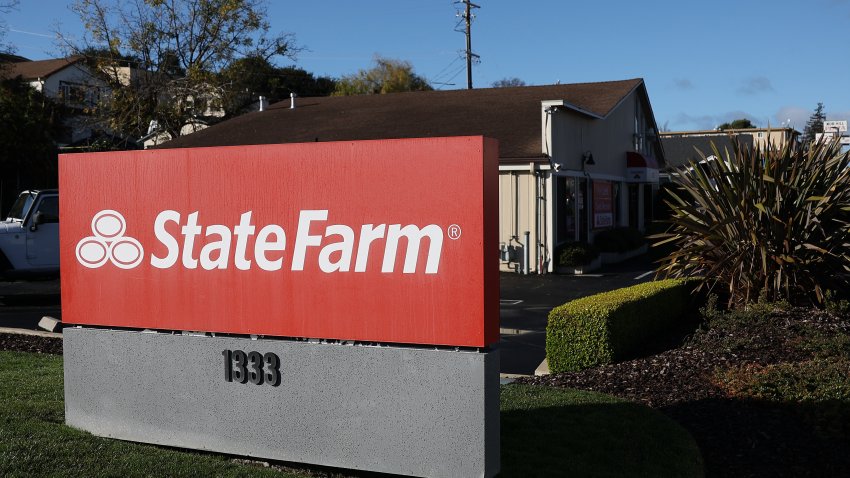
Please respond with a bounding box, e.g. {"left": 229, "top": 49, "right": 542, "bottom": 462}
{"left": 219, "top": 57, "right": 335, "bottom": 115}
{"left": 802, "top": 102, "right": 826, "bottom": 144}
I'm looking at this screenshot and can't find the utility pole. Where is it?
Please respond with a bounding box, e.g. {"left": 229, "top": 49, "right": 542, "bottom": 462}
{"left": 455, "top": 1, "right": 479, "bottom": 89}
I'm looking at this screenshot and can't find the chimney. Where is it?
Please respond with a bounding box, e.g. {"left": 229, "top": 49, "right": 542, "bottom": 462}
{"left": 290, "top": 92, "right": 297, "bottom": 109}
{"left": 258, "top": 96, "right": 268, "bottom": 112}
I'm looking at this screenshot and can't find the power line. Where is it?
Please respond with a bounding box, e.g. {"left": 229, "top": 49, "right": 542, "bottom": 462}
{"left": 453, "top": 0, "right": 479, "bottom": 89}
{"left": 439, "top": 63, "right": 468, "bottom": 89}
{"left": 431, "top": 54, "right": 464, "bottom": 85}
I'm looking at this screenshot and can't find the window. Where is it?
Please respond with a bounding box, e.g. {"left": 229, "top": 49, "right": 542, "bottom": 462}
{"left": 34, "top": 196, "right": 59, "bottom": 223}
{"left": 6, "top": 192, "right": 35, "bottom": 221}
{"left": 59, "top": 81, "right": 100, "bottom": 109}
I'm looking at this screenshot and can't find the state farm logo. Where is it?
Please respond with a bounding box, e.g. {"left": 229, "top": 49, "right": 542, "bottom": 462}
{"left": 75, "top": 209, "right": 459, "bottom": 274}
{"left": 75, "top": 210, "right": 145, "bottom": 269}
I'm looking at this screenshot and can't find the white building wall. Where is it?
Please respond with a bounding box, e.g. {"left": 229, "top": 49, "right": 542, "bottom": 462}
{"left": 498, "top": 165, "right": 549, "bottom": 273}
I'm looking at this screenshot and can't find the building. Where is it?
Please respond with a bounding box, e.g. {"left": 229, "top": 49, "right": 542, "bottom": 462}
{"left": 660, "top": 128, "right": 799, "bottom": 169}
{"left": 2, "top": 56, "right": 231, "bottom": 149}
{"left": 159, "top": 79, "right": 665, "bottom": 273}
{"left": 1, "top": 56, "right": 107, "bottom": 145}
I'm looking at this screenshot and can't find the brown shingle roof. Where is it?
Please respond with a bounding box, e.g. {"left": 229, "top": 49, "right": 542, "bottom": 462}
{"left": 161, "top": 78, "right": 644, "bottom": 159}
{"left": 2, "top": 56, "right": 83, "bottom": 81}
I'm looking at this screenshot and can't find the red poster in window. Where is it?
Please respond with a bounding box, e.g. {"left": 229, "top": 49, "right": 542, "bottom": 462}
{"left": 593, "top": 181, "right": 613, "bottom": 229}
{"left": 59, "top": 137, "right": 500, "bottom": 348}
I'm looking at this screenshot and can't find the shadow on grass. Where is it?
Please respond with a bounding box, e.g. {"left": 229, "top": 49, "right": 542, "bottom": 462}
{"left": 500, "top": 385, "right": 703, "bottom": 477}
{"left": 663, "top": 397, "right": 850, "bottom": 478}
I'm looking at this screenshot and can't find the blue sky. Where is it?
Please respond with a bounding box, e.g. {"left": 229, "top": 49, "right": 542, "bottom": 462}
{"left": 3, "top": 0, "right": 849, "bottom": 132}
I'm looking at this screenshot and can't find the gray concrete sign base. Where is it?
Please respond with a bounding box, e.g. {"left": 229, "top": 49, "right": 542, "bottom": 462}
{"left": 63, "top": 327, "right": 500, "bottom": 478}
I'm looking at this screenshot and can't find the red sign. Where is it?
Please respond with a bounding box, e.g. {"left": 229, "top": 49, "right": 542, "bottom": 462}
{"left": 592, "top": 181, "right": 613, "bottom": 229}
{"left": 60, "top": 137, "right": 499, "bottom": 347}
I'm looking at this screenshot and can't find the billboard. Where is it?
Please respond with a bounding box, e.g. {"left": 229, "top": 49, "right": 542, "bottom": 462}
{"left": 60, "top": 137, "right": 499, "bottom": 347}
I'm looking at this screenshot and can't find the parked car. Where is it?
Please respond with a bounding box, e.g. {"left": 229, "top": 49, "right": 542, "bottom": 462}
{"left": 0, "top": 189, "right": 59, "bottom": 278}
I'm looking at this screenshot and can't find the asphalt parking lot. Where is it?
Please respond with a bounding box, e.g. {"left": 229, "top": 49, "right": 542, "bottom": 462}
{"left": 497, "top": 256, "right": 656, "bottom": 375}
{"left": 1, "top": 255, "right": 657, "bottom": 376}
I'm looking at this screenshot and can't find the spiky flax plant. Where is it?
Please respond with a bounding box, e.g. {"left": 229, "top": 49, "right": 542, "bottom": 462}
{"left": 654, "top": 138, "right": 850, "bottom": 307}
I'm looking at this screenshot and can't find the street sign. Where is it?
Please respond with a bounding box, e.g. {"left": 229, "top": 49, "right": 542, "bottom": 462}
{"left": 824, "top": 120, "right": 848, "bottom": 132}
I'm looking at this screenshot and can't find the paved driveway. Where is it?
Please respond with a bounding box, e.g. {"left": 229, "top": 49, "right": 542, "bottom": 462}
{"left": 496, "top": 255, "right": 656, "bottom": 375}
{"left": 2, "top": 256, "right": 658, "bottom": 377}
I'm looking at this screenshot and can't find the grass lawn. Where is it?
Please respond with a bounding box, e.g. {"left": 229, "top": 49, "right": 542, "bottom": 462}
{"left": 1, "top": 351, "right": 703, "bottom": 477}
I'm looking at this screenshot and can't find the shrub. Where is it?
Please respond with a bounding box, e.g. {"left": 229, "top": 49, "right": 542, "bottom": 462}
{"left": 653, "top": 138, "right": 850, "bottom": 308}
{"left": 546, "top": 278, "right": 698, "bottom": 373}
{"left": 557, "top": 242, "right": 599, "bottom": 267}
{"left": 716, "top": 358, "right": 850, "bottom": 402}
{"left": 594, "top": 227, "right": 645, "bottom": 253}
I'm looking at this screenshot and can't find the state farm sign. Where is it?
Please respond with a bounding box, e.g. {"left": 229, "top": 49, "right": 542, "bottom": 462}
{"left": 77, "top": 208, "right": 446, "bottom": 274}
{"left": 60, "top": 137, "right": 499, "bottom": 347}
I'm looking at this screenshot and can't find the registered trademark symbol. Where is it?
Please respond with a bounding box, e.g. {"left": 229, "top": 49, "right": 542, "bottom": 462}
{"left": 447, "top": 224, "right": 462, "bottom": 240}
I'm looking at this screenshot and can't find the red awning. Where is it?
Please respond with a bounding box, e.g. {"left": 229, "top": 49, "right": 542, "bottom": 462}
{"left": 626, "top": 152, "right": 659, "bottom": 169}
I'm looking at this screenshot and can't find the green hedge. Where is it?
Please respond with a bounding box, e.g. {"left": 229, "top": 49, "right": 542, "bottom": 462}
{"left": 546, "top": 278, "right": 698, "bottom": 373}
{"left": 556, "top": 242, "right": 599, "bottom": 267}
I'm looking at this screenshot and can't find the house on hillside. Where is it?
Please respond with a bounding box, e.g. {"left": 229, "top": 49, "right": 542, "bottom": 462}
{"left": 1, "top": 56, "right": 107, "bottom": 145}
{"left": 2, "top": 56, "right": 233, "bottom": 150}
{"left": 158, "top": 79, "right": 665, "bottom": 273}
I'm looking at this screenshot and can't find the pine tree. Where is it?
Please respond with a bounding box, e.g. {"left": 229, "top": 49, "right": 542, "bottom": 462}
{"left": 802, "top": 102, "right": 826, "bottom": 144}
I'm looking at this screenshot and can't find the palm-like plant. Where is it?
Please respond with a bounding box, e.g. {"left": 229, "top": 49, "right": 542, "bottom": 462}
{"left": 654, "top": 138, "right": 850, "bottom": 307}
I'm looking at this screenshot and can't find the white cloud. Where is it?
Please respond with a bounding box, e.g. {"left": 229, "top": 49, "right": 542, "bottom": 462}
{"left": 775, "top": 106, "right": 816, "bottom": 130}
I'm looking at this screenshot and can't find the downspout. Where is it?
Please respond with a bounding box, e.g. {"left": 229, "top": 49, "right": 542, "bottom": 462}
{"left": 539, "top": 171, "right": 548, "bottom": 274}
{"left": 524, "top": 231, "right": 531, "bottom": 275}
{"left": 532, "top": 162, "right": 539, "bottom": 274}
{"left": 510, "top": 171, "right": 523, "bottom": 274}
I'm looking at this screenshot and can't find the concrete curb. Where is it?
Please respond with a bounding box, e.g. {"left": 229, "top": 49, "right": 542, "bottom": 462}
{"left": 534, "top": 357, "right": 550, "bottom": 376}
{"left": 0, "top": 327, "right": 62, "bottom": 338}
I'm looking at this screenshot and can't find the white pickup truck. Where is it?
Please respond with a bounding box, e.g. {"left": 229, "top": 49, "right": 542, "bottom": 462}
{"left": 0, "top": 189, "right": 60, "bottom": 278}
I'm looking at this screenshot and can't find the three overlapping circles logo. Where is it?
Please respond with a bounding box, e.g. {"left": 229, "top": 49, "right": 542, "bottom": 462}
{"left": 75, "top": 210, "right": 144, "bottom": 269}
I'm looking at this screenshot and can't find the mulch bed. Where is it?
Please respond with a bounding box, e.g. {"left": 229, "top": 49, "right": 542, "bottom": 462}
{"left": 0, "top": 332, "right": 62, "bottom": 355}
{"left": 519, "top": 307, "right": 850, "bottom": 477}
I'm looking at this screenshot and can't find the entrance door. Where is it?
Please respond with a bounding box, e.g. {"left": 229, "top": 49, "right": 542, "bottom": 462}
{"left": 628, "top": 184, "right": 639, "bottom": 229}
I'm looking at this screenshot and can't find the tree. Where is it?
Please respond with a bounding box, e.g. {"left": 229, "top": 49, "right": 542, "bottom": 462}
{"left": 66, "top": 0, "right": 298, "bottom": 140}
{"left": 0, "top": 1, "right": 19, "bottom": 54}
{"left": 219, "top": 56, "right": 335, "bottom": 115}
{"left": 802, "top": 102, "right": 826, "bottom": 144}
{"left": 491, "top": 77, "right": 526, "bottom": 88}
{"left": 333, "top": 56, "right": 431, "bottom": 96}
{"left": 717, "top": 118, "right": 756, "bottom": 130}
{"left": 0, "top": 78, "right": 65, "bottom": 212}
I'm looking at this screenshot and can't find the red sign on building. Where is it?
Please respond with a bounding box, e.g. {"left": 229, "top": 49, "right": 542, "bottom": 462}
{"left": 592, "top": 180, "right": 613, "bottom": 229}
{"left": 60, "top": 137, "right": 499, "bottom": 347}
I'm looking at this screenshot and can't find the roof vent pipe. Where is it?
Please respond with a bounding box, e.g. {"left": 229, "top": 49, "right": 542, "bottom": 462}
{"left": 290, "top": 92, "right": 297, "bottom": 109}
{"left": 258, "top": 96, "right": 268, "bottom": 111}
